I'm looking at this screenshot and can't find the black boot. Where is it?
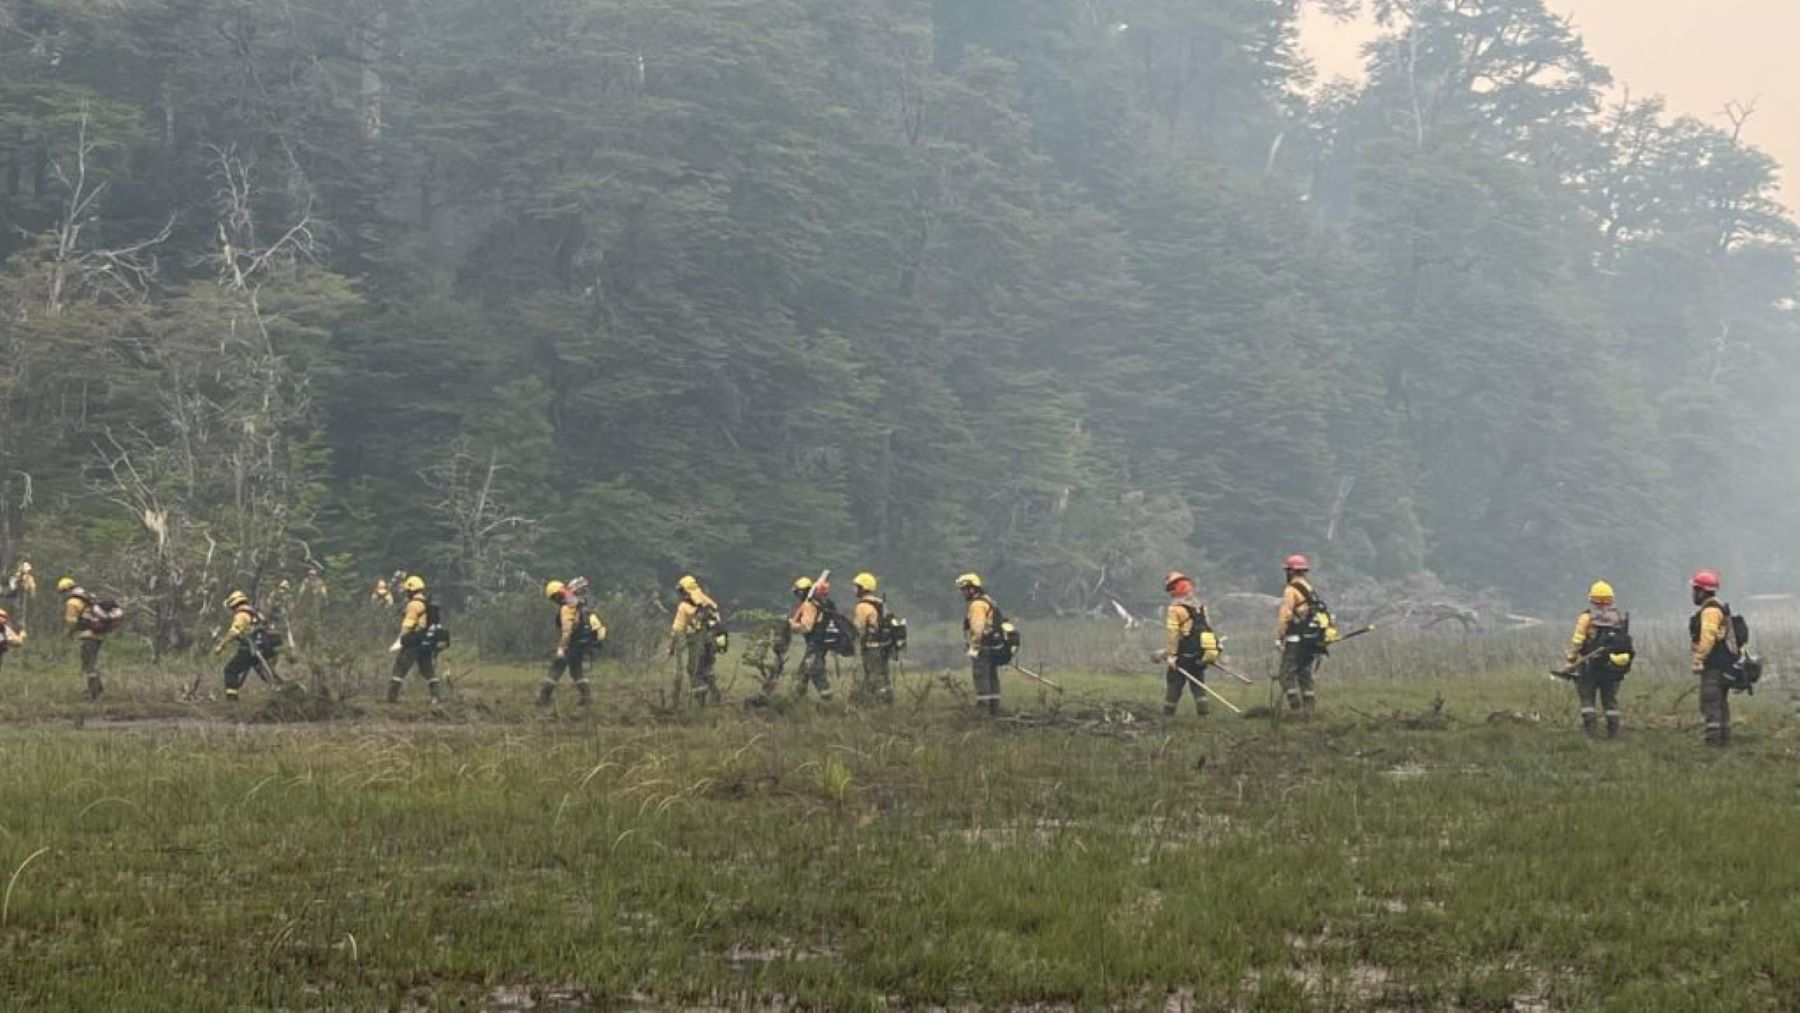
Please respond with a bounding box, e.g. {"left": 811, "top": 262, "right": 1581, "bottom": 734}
{"left": 1605, "top": 715, "right": 1620, "bottom": 739}
{"left": 386, "top": 678, "right": 402, "bottom": 703}
{"left": 1581, "top": 713, "right": 1597, "bottom": 737}
{"left": 1163, "top": 703, "right": 1179, "bottom": 717}
{"left": 85, "top": 675, "right": 104, "bottom": 701}
{"left": 427, "top": 679, "right": 444, "bottom": 704}
{"left": 576, "top": 680, "right": 593, "bottom": 707}
{"left": 537, "top": 681, "right": 555, "bottom": 707}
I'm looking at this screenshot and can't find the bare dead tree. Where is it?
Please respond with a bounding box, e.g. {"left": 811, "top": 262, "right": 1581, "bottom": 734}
{"left": 43, "top": 103, "right": 173, "bottom": 316}
{"left": 420, "top": 441, "right": 538, "bottom": 599}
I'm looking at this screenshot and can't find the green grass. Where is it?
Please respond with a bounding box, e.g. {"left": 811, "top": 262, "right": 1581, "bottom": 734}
{"left": 1, "top": 652, "right": 1798, "bottom": 1010}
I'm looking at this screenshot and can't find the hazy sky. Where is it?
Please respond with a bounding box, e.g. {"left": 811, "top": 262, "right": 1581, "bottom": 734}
{"left": 1299, "top": 0, "right": 1800, "bottom": 201}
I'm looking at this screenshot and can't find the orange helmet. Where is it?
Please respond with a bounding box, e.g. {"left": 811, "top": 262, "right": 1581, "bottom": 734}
{"left": 1691, "top": 569, "right": 1721, "bottom": 592}
{"left": 1284, "top": 554, "right": 1311, "bottom": 572}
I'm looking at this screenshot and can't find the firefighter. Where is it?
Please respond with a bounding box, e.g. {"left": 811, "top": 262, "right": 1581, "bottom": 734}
{"left": 0, "top": 607, "right": 25, "bottom": 670}
{"left": 1275, "top": 555, "right": 1334, "bottom": 715}
{"left": 958, "top": 573, "right": 1002, "bottom": 716}
{"left": 1562, "top": 581, "right": 1631, "bottom": 737}
{"left": 851, "top": 572, "right": 894, "bottom": 704}
{"left": 60, "top": 576, "right": 113, "bottom": 700}
{"left": 387, "top": 575, "right": 442, "bottom": 703}
{"left": 787, "top": 576, "right": 836, "bottom": 700}
{"left": 214, "top": 591, "right": 279, "bottom": 701}
{"left": 1162, "top": 571, "right": 1218, "bottom": 717}
{"left": 301, "top": 566, "right": 328, "bottom": 602}
{"left": 539, "top": 579, "right": 601, "bottom": 707}
{"left": 1690, "top": 570, "right": 1736, "bottom": 747}
{"left": 5, "top": 560, "right": 34, "bottom": 599}
{"left": 669, "top": 575, "right": 721, "bottom": 704}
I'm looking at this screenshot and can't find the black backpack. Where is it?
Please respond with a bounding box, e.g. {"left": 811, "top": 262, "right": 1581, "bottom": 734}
{"left": 807, "top": 597, "right": 856, "bottom": 657}
{"left": 1174, "top": 601, "right": 1215, "bottom": 661}
{"left": 980, "top": 598, "right": 1020, "bottom": 665}
{"left": 421, "top": 597, "right": 451, "bottom": 652}
{"left": 1583, "top": 609, "right": 1634, "bottom": 675}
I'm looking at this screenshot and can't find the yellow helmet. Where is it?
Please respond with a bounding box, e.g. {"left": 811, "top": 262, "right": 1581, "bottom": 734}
{"left": 853, "top": 572, "right": 878, "bottom": 593}
{"left": 955, "top": 572, "right": 982, "bottom": 590}
{"left": 1588, "top": 580, "right": 1615, "bottom": 602}
{"left": 544, "top": 579, "right": 566, "bottom": 600}
{"left": 225, "top": 591, "right": 250, "bottom": 609}
{"left": 403, "top": 575, "right": 426, "bottom": 593}
{"left": 678, "top": 575, "right": 701, "bottom": 593}
{"left": 57, "top": 577, "right": 77, "bottom": 593}
{"left": 792, "top": 576, "right": 814, "bottom": 593}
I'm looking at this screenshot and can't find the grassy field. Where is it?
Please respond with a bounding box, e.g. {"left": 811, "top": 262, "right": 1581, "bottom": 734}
{"left": 2, "top": 646, "right": 1798, "bottom": 1010}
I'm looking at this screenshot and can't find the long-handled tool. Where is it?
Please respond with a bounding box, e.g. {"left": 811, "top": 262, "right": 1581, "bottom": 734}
{"left": 1549, "top": 644, "right": 1610, "bottom": 682}
{"left": 1334, "top": 624, "right": 1378, "bottom": 643}
{"left": 1207, "top": 660, "right": 1259, "bottom": 686}
{"left": 1011, "top": 663, "right": 1064, "bottom": 693}
{"left": 1175, "top": 663, "right": 1243, "bottom": 715}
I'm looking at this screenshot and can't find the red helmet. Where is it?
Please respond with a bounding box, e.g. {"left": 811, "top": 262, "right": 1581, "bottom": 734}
{"left": 1284, "top": 554, "right": 1311, "bottom": 572}
{"left": 1164, "top": 571, "right": 1191, "bottom": 591}
{"left": 1690, "top": 569, "right": 1721, "bottom": 592}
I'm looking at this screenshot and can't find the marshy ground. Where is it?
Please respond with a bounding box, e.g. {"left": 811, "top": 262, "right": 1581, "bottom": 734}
{"left": 2, "top": 657, "right": 1797, "bottom": 1010}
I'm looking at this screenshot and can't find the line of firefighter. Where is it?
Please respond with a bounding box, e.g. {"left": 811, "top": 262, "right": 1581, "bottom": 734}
{"left": 16, "top": 557, "right": 1764, "bottom": 747}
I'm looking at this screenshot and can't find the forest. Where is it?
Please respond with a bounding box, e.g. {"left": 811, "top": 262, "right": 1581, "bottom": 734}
{"left": 2, "top": 0, "right": 1796, "bottom": 626}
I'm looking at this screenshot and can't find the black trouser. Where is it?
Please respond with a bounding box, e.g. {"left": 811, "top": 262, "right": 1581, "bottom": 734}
{"left": 223, "top": 646, "right": 274, "bottom": 692}
{"left": 78, "top": 638, "right": 104, "bottom": 698}
{"left": 795, "top": 644, "right": 833, "bottom": 699}
{"left": 1574, "top": 664, "right": 1622, "bottom": 734}
{"left": 1278, "top": 642, "right": 1319, "bottom": 709}
{"left": 859, "top": 644, "right": 892, "bottom": 702}
{"left": 79, "top": 637, "right": 103, "bottom": 676}
{"left": 971, "top": 653, "right": 1001, "bottom": 714}
{"left": 541, "top": 649, "right": 591, "bottom": 704}
{"left": 1699, "top": 668, "right": 1732, "bottom": 745}
{"left": 390, "top": 639, "right": 440, "bottom": 699}
{"left": 1165, "top": 661, "right": 1209, "bottom": 714}
{"left": 685, "top": 633, "right": 718, "bottom": 700}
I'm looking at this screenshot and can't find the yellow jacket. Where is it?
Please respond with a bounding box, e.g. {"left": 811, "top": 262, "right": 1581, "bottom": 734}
{"left": 790, "top": 598, "right": 822, "bottom": 635}
{"left": 64, "top": 594, "right": 103, "bottom": 641}
{"left": 1692, "top": 599, "right": 1727, "bottom": 674}
{"left": 215, "top": 606, "right": 259, "bottom": 653}
{"left": 964, "top": 596, "right": 994, "bottom": 652}
{"left": 399, "top": 594, "right": 429, "bottom": 637}
{"left": 854, "top": 596, "right": 883, "bottom": 637}
{"left": 1165, "top": 597, "right": 1209, "bottom": 658}
{"left": 557, "top": 601, "right": 581, "bottom": 651}
{"left": 671, "top": 589, "right": 718, "bottom": 637}
{"left": 1276, "top": 579, "right": 1315, "bottom": 641}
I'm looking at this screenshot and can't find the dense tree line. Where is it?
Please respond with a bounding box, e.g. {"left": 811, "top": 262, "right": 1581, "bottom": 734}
{"left": 1, "top": 0, "right": 1794, "bottom": 629}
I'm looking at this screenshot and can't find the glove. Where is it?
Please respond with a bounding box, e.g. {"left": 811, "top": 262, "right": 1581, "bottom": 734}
{"left": 388, "top": 639, "right": 402, "bottom": 654}
{"left": 967, "top": 648, "right": 980, "bottom": 659}
{"left": 555, "top": 648, "right": 567, "bottom": 660}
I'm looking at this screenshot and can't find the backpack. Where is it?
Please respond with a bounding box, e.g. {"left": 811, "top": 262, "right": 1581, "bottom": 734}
{"left": 1287, "top": 582, "right": 1335, "bottom": 650}
{"left": 1691, "top": 601, "right": 1750, "bottom": 673}
{"left": 1174, "top": 601, "right": 1220, "bottom": 665}
{"left": 1710, "top": 603, "right": 1762, "bottom": 692}
{"left": 1582, "top": 608, "right": 1634, "bottom": 676}
{"left": 79, "top": 597, "right": 126, "bottom": 636}
{"left": 421, "top": 597, "right": 451, "bottom": 652}
{"left": 236, "top": 607, "right": 282, "bottom": 657}
{"left": 857, "top": 596, "right": 908, "bottom": 654}
{"left": 976, "top": 597, "right": 1020, "bottom": 666}
{"left": 808, "top": 597, "right": 856, "bottom": 657}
